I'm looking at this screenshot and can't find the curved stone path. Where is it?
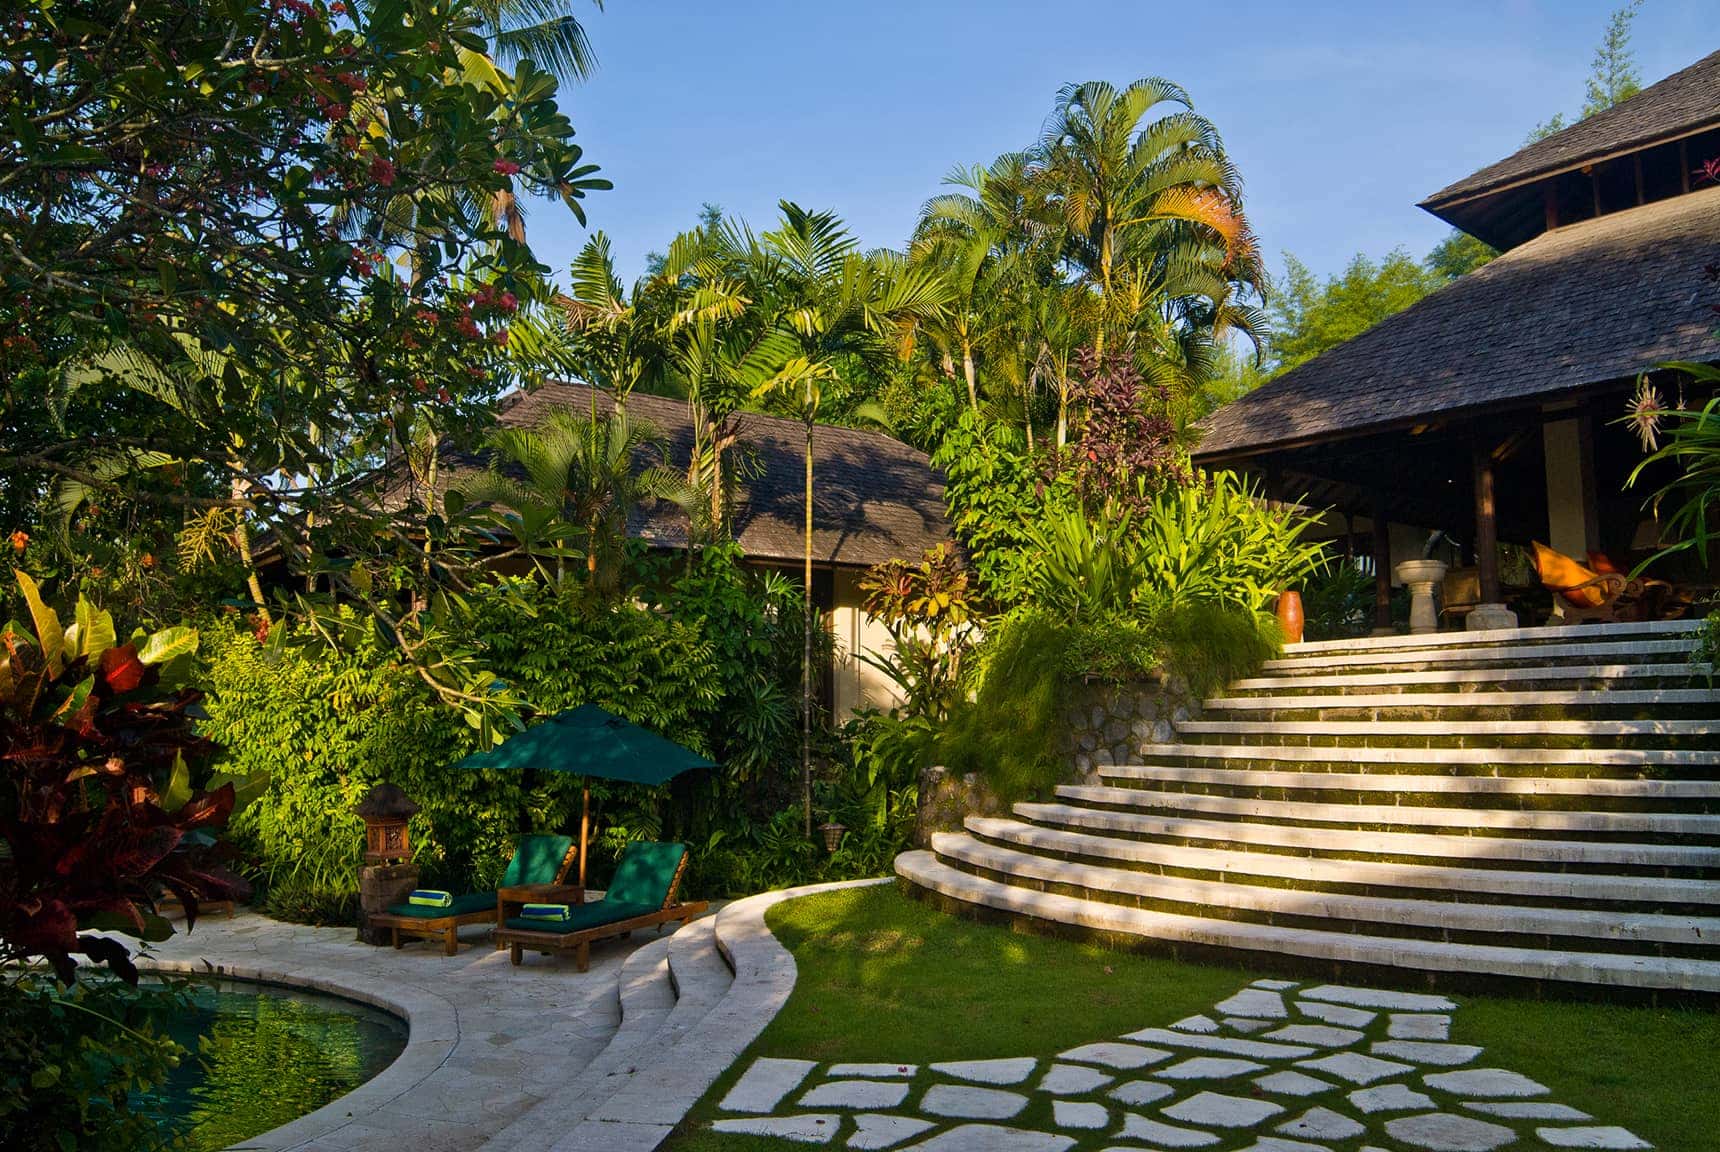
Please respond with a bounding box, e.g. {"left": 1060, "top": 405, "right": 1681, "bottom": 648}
{"left": 710, "top": 978, "right": 1653, "bottom": 1151}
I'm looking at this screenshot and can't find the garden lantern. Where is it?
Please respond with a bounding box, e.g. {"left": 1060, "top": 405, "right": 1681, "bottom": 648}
{"left": 355, "top": 784, "right": 420, "bottom": 865}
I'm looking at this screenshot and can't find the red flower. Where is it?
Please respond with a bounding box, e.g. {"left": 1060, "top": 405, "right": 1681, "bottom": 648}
{"left": 492, "top": 159, "right": 521, "bottom": 176}
{"left": 369, "top": 156, "right": 396, "bottom": 187}
{"left": 498, "top": 291, "right": 518, "bottom": 313}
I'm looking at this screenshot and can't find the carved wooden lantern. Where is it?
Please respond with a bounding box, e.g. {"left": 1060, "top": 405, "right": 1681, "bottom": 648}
{"left": 355, "top": 784, "right": 420, "bottom": 865}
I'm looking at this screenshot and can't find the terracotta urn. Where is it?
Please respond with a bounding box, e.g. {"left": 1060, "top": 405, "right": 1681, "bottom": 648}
{"left": 1275, "top": 590, "right": 1305, "bottom": 645}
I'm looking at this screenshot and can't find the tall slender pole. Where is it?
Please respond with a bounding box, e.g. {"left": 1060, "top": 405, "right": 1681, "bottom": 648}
{"left": 1371, "top": 500, "right": 1393, "bottom": 633}
{"left": 803, "top": 410, "right": 814, "bottom": 839}
{"left": 578, "top": 784, "right": 589, "bottom": 890}
{"left": 1473, "top": 438, "right": 1501, "bottom": 606}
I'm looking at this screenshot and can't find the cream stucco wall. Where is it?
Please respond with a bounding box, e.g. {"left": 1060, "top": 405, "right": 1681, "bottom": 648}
{"left": 1542, "top": 416, "right": 1589, "bottom": 556}
{"left": 829, "top": 569, "right": 906, "bottom": 717}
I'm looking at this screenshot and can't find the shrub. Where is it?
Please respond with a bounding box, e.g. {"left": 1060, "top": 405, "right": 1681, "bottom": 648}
{"left": 937, "top": 611, "right": 1073, "bottom": 800}
{"left": 1153, "top": 602, "right": 1282, "bottom": 699}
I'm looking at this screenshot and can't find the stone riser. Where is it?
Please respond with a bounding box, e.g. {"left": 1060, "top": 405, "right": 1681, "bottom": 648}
{"left": 896, "top": 850, "right": 1720, "bottom": 995}
{"left": 1093, "top": 779, "right": 1720, "bottom": 816}
{"left": 1265, "top": 639, "right": 1699, "bottom": 673}
{"left": 1283, "top": 619, "right": 1702, "bottom": 657}
{"left": 1016, "top": 801, "right": 1720, "bottom": 873}
{"left": 1207, "top": 687, "right": 1720, "bottom": 709}
{"left": 1141, "top": 741, "right": 1720, "bottom": 772}
{"left": 966, "top": 816, "right": 1720, "bottom": 910}
{"left": 1230, "top": 662, "right": 1710, "bottom": 692}
{"left": 1173, "top": 730, "right": 1720, "bottom": 753}
{"left": 1103, "top": 762, "right": 1720, "bottom": 798}
{"left": 1055, "top": 784, "right": 1720, "bottom": 842}
{"left": 932, "top": 833, "right": 1720, "bottom": 959}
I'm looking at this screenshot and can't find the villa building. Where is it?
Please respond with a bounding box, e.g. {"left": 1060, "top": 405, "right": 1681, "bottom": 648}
{"left": 1195, "top": 47, "right": 1720, "bottom": 628}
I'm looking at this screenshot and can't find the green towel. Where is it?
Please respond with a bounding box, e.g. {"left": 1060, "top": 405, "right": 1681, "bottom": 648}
{"left": 408, "top": 889, "right": 453, "bottom": 908}
{"left": 519, "top": 902, "right": 571, "bottom": 921}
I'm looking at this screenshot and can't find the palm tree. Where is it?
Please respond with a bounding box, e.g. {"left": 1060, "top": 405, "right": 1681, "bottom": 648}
{"left": 455, "top": 406, "right": 694, "bottom": 593}
{"left": 1037, "top": 77, "right": 1265, "bottom": 368}
{"left": 559, "top": 232, "right": 673, "bottom": 405}
{"left": 744, "top": 202, "right": 949, "bottom": 835}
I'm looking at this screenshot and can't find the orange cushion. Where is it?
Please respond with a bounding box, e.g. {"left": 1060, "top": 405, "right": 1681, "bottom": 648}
{"left": 1531, "top": 542, "right": 1606, "bottom": 608}
{"left": 1586, "top": 550, "right": 1622, "bottom": 575}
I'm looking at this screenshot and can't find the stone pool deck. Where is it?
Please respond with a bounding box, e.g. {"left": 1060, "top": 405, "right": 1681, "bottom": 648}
{"left": 140, "top": 879, "right": 888, "bottom": 1152}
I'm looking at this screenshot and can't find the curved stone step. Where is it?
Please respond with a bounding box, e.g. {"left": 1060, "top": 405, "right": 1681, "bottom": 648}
{"left": 1099, "top": 762, "right": 1720, "bottom": 799}
{"left": 1284, "top": 619, "right": 1700, "bottom": 656}
{"left": 1178, "top": 716, "right": 1720, "bottom": 737}
{"left": 896, "top": 849, "right": 1720, "bottom": 993}
{"left": 967, "top": 815, "right": 1720, "bottom": 906}
{"left": 1264, "top": 638, "right": 1697, "bottom": 672}
{"left": 1056, "top": 783, "right": 1720, "bottom": 836}
{"left": 932, "top": 831, "right": 1720, "bottom": 947}
{"left": 1017, "top": 800, "right": 1720, "bottom": 868}
{"left": 1204, "top": 688, "right": 1720, "bottom": 711}
{"left": 1231, "top": 662, "right": 1711, "bottom": 691}
{"left": 1139, "top": 740, "right": 1719, "bottom": 769}
{"left": 668, "top": 912, "right": 735, "bottom": 1011}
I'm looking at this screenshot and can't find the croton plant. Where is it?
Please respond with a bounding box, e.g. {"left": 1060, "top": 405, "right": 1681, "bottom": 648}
{"left": 0, "top": 573, "right": 246, "bottom": 983}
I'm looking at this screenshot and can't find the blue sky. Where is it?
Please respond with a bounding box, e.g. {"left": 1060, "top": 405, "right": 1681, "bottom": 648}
{"left": 524, "top": 1, "right": 1714, "bottom": 290}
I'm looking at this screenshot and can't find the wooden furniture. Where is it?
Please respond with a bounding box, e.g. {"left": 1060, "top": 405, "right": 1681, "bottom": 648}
{"left": 498, "top": 841, "right": 707, "bottom": 972}
{"left": 369, "top": 834, "right": 577, "bottom": 956}
{"left": 498, "top": 881, "right": 584, "bottom": 935}
{"left": 1530, "top": 542, "right": 1669, "bottom": 624}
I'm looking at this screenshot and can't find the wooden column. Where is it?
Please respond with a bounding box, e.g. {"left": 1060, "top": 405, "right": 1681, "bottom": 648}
{"left": 1472, "top": 438, "right": 1501, "bottom": 605}
{"left": 1371, "top": 502, "right": 1393, "bottom": 632}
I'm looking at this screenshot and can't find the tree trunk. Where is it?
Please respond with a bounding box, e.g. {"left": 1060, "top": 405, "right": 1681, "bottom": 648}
{"left": 962, "top": 340, "right": 978, "bottom": 414}
{"left": 229, "top": 471, "right": 269, "bottom": 626}
{"left": 802, "top": 412, "right": 814, "bottom": 839}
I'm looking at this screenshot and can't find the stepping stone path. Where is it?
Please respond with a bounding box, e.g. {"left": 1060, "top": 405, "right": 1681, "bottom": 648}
{"left": 708, "top": 980, "right": 1652, "bottom": 1149}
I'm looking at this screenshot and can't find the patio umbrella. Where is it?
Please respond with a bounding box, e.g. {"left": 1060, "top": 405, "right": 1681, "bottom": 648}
{"left": 452, "top": 703, "right": 716, "bottom": 886}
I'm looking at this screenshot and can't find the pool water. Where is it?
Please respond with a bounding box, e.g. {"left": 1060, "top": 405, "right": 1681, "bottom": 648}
{"left": 132, "top": 979, "right": 407, "bottom": 1150}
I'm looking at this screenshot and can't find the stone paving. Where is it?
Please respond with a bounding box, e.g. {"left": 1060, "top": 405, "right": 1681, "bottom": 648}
{"left": 710, "top": 978, "right": 1653, "bottom": 1151}
{"left": 136, "top": 910, "right": 646, "bottom": 1151}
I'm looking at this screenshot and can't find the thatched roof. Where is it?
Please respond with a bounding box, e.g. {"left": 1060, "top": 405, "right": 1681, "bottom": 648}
{"left": 1195, "top": 183, "right": 1720, "bottom": 462}
{"left": 440, "top": 382, "right": 952, "bottom": 570}
{"left": 1423, "top": 49, "right": 1720, "bottom": 210}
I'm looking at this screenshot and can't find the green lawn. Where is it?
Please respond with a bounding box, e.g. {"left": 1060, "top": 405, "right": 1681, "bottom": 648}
{"left": 664, "top": 884, "right": 1720, "bottom": 1152}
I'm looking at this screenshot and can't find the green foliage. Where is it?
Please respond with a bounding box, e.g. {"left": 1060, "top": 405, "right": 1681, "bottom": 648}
{"left": 1426, "top": 230, "right": 1498, "bottom": 280}
{"left": 0, "top": 973, "right": 189, "bottom": 1152}
{"left": 859, "top": 545, "right": 980, "bottom": 722}
{"left": 938, "top": 611, "right": 1072, "bottom": 801}
{"left": 1298, "top": 559, "right": 1377, "bottom": 641}
{"left": 1527, "top": 1, "right": 1644, "bottom": 141}
{"left": 1269, "top": 250, "right": 1442, "bottom": 375}
{"left": 1154, "top": 603, "right": 1282, "bottom": 700}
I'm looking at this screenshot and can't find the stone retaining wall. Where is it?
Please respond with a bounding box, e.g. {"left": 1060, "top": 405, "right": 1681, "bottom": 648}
{"left": 914, "top": 674, "right": 1199, "bottom": 845}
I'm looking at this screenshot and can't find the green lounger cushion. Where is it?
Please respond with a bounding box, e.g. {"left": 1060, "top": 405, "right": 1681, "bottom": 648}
{"left": 385, "top": 891, "right": 496, "bottom": 919}
{"left": 500, "top": 833, "right": 576, "bottom": 887}
{"left": 504, "top": 900, "right": 657, "bottom": 934}
{"left": 604, "top": 841, "right": 687, "bottom": 909}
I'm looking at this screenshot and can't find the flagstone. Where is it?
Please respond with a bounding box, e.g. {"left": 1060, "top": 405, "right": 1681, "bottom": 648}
{"left": 1162, "top": 1091, "right": 1287, "bottom": 1128}
{"left": 901, "top": 1125, "right": 1074, "bottom": 1152}
{"left": 1155, "top": 1056, "right": 1266, "bottom": 1080}
{"left": 1124, "top": 1028, "right": 1316, "bottom": 1060}
{"left": 1388, "top": 1014, "right": 1452, "bottom": 1041}
{"left": 1036, "top": 1063, "right": 1112, "bottom": 1095}
{"left": 1172, "top": 1014, "right": 1222, "bottom": 1033}
{"left": 800, "top": 1080, "right": 911, "bottom": 1110}
{"left": 1372, "top": 1040, "right": 1484, "bottom": 1066}
{"left": 1215, "top": 988, "right": 1290, "bottom": 1019}
{"left": 1108, "top": 1078, "right": 1176, "bottom": 1106}
{"left": 1295, "top": 1052, "right": 1414, "bottom": 1086}
{"left": 1349, "top": 1083, "right": 1436, "bottom": 1114}
{"left": 1536, "top": 1126, "right": 1652, "bottom": 1149}
{"left": 1296, "top": 1001, "right": 1376, "bottom": 1027}
{"left": 1253, "top": 979, "right": 1300, "bottom": 990}
{"left": 1276, "top": 1106, "right": 1367, "bottom": 1141}
{"left": 1233, "top": 1140, "right": 1333, "bottom": 1152}
{"left": 1050, "top": 1100, "right": 1109, "bottom": 1129}
{"left": 1224, "top": 1017, "right": 1272, "bottom": 1033}
{"left": 1423, "top": 1068, "right": 1549, "bottom": 1098}
{"left": 928, "top": 1058, "right": 1037, "bottom": 1085}
{"left": 1253, "top": 1070, "right": 1334, "bottom": 1097}
{"left": 1384, "top": 1112, "right": 1517, "bottom": 1151}
{"left": 920, "top": 1085, "right": 1028, "bottom": 1120}
{"left": 1464, "top": 1101, "right": 1591, "bottom": 1121}
{"left": 712, "top": 1114, "right": 839, "bottom": 1143}
{"left": 1116, "top": 1113, "right": 1223, "bottom": 1147}
{"left": 720, "top": 1058, "right": 818, "bottom": 1113}
{"left": 848, "top": 1114, "right": 936, "bottom": 1150}
{"left": 1058, "top": 1041, "right": 1170, "bottom": 1069}
{"left": 1301, "top": 985, "right": 1458, "bottom": 1012}
{"left": 831, "top": 1063, "right": 918, "bottom": 1078}
{"left": 1264, "top": 1024, "right": 1365, "bottom": 1048}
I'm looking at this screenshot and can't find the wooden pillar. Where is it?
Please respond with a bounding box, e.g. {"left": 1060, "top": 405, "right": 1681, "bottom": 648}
{"left": 1543, "top": 183, "right": 1559, "bottom": 232}
{"left": 1576, "top": 405, "right": 1602, "bottom": 553}
{"left": 1371, "top": 502, "right": 1393, "bottom": 632}
{"left": 1472, "top": 438, "right": 1501, "bottom": 605}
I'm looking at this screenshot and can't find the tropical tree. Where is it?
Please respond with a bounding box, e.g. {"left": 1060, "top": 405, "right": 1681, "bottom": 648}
{"left": 1037, "top": 77, "right": 1266, "bottom": 377}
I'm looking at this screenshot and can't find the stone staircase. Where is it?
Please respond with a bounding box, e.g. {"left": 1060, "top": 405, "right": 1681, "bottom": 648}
{"left": 897, "top": 619, "right": 1720, "bottom": 995}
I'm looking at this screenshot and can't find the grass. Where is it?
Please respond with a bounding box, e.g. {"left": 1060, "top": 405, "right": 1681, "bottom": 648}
{"left": 663, "top": 884, "right": 1720, "bottom": 1152}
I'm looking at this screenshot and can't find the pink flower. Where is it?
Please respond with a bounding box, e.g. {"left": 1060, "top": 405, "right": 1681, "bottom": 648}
{"left": 492, "top": 159, "right": 521, "bottom": 176}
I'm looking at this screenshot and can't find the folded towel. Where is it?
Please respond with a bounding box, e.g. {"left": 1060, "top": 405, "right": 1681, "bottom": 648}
{"left": 520, "top": 902, "right": 571, "bottom": 921}
{"left": 408, "top": 889, "right": 454, "bottom": 908}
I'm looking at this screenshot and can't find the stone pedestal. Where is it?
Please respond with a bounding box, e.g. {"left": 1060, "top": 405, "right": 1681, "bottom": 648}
{"left": 1466, "top": 602, "right": 1519, "bottom": 631}
{"left": 1394, "top": 560, "right": 1448, "bottom": 635}
{"left": 357, "top": 862, "right": 419, "bottom": 945}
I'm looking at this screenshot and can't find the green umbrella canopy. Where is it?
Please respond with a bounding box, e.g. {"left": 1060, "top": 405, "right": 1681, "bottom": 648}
{"left": 453, "top": 703, "right": 715, "bottom": 786}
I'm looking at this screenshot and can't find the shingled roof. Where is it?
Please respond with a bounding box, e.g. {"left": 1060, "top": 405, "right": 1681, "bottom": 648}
{"left": 444, "top": 382, "right": 952, "bottom": 569}
{"left": 1195, "top": 183, "right": 1720, "bottom": 461}
{"left": 1422, "top": 48, "right": 1720, "bottom": 209}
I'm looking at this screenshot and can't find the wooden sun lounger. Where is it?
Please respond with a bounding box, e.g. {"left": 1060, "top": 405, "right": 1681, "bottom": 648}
{"left": 497, "top": 844, "right": 706, "bottom": 972}
{"left": 368, "top": 835, "right": 578, "bottom": 956}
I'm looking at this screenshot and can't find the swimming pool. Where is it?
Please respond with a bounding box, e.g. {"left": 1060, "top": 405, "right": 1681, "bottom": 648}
{"left": 132, "top": 978, "right": 407, "bottom": 1150}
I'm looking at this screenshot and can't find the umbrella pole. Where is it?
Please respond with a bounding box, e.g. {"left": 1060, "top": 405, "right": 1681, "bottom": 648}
{"left": 579, "top": 784, "right": 589, "bottom": 890}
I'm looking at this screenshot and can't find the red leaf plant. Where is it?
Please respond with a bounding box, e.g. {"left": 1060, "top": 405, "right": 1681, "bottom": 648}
{"left": 1, "top": 574, "right": 247, "bottom": 983}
